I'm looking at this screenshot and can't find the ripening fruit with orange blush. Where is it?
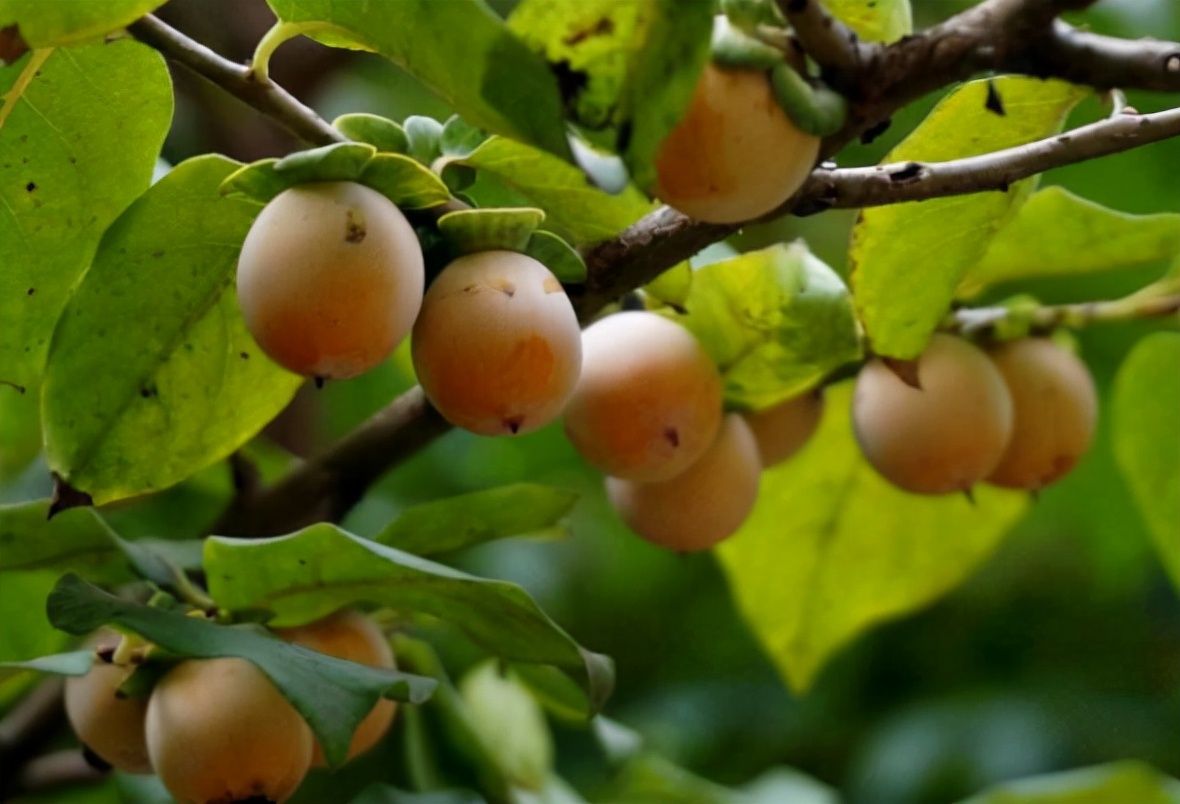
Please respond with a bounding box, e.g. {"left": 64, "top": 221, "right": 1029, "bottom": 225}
{"left": 606, "top": 414, "right": 761, "bottom": 551}
{"left": 236, "top": 181, "right": 424, "bottom": 380}
{"left": 411, "top": 250, "right": 581, "bottom": 436}
{"left": 653, "top": 62, "right": 821, "bottom": 224}
{"left": 146, "top": 657, "right": 312, "bottom": 804}
{"left": 275, "top": 610, "right": 397, "bottom": 766}
{"left": 64, "top": 637, "right": 152, "bottom": 774}
{"left": 853, "top": 334, "right": 1014, "bottom": 495}
{"left": 742, "top": 390, "right": 824, "bottom": 468}
{"left": 986, "top": 338, "right": 1097, "bottom": 490}
{"left": 564, "top": 311, "right": 723, "bottom": 482}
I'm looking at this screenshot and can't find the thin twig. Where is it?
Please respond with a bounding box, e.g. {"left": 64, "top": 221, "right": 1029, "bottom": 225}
{"left": 0, "top": 679, "right": 66, "bottom": 799}
{"left": 950, "top": 291, "right": 1180, "bottom": 336}
{"left": 801, "top": 105, "right": 1180, "bottom": 212}
{"left": 774, "top": 0, "right": 867, "bottom": 79}
{"left": 4, "top": 750, "right": 107, "bottom": 799}
{"left": 127, "top": 14, "right": 344, "bottom": 147}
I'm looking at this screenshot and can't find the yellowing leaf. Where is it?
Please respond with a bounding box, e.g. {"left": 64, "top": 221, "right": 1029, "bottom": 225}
{"left": 716, "top": 382, "right": 1027, "bottom": 692}
{"left": 850, "top": 78, "right": 1086, "bottom": 360}
{"left": 1112, "top": 332, "right": 1180, "bottom": 592}
{"left": 823, "top": 0, "right": 912, "bottom": 44}
{"left": 960, "top": 187, "right": 1180, "bottom": 297}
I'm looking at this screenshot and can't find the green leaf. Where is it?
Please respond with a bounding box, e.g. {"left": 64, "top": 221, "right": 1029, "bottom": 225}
{"left": 0, "top": 385, "right": 40, "bottom": 480}
{"left": 1112, "top": 332, "right": 1180, "bottom": 592}
{"left": 440, "top": 136, "right": 655, "bottom": 245}
{"left": 204, "top": 524, "right": 614, "bottom": 714}
{"left": 374, "top": 484, "right": 578, "bottom": 556}
{"left": 266, "top": 0, "right": 570, "bottom": 160}
{"left": 47, "top": 573, "right": 437, "bottom": 768}
{"left": 669, "top": 243, "right": 862, "bottom": 410}
{"left": 0, "top": 571, "right": 70, "bottom": 706}
{"left": 41, "top": 156, "right": 304, "bottom": 505}
{"left": 350, "top": 786, "right": 486, "bottom": 804}
{"left": 822, "top": 0, "right": 912, "bottom": 44}
{"left": 0, "top": 41, "right": 172, "bottom": 392}
{"left": 0, "top": 0, "right": 167, "bottom": 47}
{"left": 959, "top": 187, "right": 1180, "bottom": 297}
{"left": 508, "top": 0, "right": 714, "bottom": 191}
{"left": 0, "top": 649, "right": 93, "bottom": 679}
{"left": 438, "top": 207, "right": 546, "bottom": 256}
{"left": 716, "top": 381, "right": 1028, "bottom": 692}
{"left": 333, "top": 113, "right": 410, "bottom": 154}
{"left": 525, "top": 230, "right": 587, "bottom": 284}
{"left": 460, "top": 660, "right": 554, "bottom": 791}
{"left": 956, "top": 761, "right": 1180, "bottom": 804}
{"left": 850, "top": 78, "right": 1086, "bottom": 360}
{"left": 0, "top": 500, "right": 132, "bottom": 582}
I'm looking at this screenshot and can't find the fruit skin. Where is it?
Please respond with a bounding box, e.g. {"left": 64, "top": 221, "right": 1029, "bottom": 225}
{"left": 653, "top": 62, "right": 821, "bottom": 224}
{"left": 411, "top": 250, "right": 581, "bottom": 436}
{"left": 274, "top": 610, "right": 397, "bottom": 766}
{"left": 64, "top": 644, "right": 152, "bottom": 774}
{"left": 145, "top": 657, "right": 312, "bottom": 804}
{"left": 986, "top": 338, "right": 1097, "bottom": 490}
{"left": 564, "top": 311, "right": 723, "bottom": 482}
{"left": 236, "top": 181, "right": 424, "bottom": 380}
{"left": 743, "top": 390, "right": 824, "bottom": 468}
{"left": 606, "top": 413, "right": 761, "bottom": 551}
{"left": 853, "top": 334, "right": 1014, "bottom": 495}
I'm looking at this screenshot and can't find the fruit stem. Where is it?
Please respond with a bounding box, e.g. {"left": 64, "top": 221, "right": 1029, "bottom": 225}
{"left": 249, "top": 21, "right": 339, "bottom": 85}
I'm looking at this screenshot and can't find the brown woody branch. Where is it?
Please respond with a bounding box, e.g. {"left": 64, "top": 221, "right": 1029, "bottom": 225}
{"left": 802, "top": 105, "right": 1180, "bottom": 211}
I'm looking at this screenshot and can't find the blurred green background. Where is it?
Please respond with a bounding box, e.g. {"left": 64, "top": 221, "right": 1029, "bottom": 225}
{"left": 2, "top": 1, "right": 1178, "bottom": 802}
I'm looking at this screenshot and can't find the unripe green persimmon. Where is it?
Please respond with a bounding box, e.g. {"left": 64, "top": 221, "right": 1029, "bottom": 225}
{"left": 64, "top": 643, "right": 152, "bottom": 774}
{"left": 275, "top": 610, "right": 397, "bottom": 766}
{"left": 606, "top": 414, "right": 761, "bottom": 551}
{"left": 654, "top": 62, "right": 820, "bottom": 224}
{"left": 986, "top": 338, "right": 1097, "bottom": 490}
{"left": 853, "top": 334, "right": 1014, "bottom": 495}
{"left": 742, "top": 390, "right": 824, "bottom": 468}
{"left": 236, "top": 181, "right": 424, "bottom": 380}
{"left": 564, "top": 311, "right": 723, "bottom": 482}
{"left": 411, "top": 250, "right": 581, "bottom": 436}
{"left": 146, "top": 657, "right": 313, "bottom": 804}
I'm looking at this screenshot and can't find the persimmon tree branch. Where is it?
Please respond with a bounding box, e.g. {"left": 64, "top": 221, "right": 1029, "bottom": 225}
{"left": 120, "top": 4, "right": 1180, "bottom": 537}
{"left": 949, "top": 287, "right": 1180, "bottom": 337}
{"left": 127, "top": 14, "right": 343, "bottom": 148}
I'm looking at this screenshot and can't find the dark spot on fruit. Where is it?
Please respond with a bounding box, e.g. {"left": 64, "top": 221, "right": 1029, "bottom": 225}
{"left": 315, "top": 376, "right": 326, "bottom": 389}
{"left": 664, "top": 427, "right": 680, "bottom": 448}
{"left": 504, "top": 416, "right": 524, "bottom": 434}
{"left": 344, "top": 209, "right": 366, "bottom": 243}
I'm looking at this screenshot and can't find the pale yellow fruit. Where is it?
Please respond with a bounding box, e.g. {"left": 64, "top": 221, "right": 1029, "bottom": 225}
{"left": 64, "top": 646, "right": 152, "bottom": 774}
{"left": 742, "top": 390, "right": 824, "bottom": 468}
{"left": 853, "top": 334, "right": 1014, "bottom": 495}
{"left": 653, "top": 62, "right": 821, "bottom": 224}
{"left": 146, "top": 658, "right": 312, "bottom": 804}
{"left": 275, "top": 610, "right": 396, "bottom": 766}
{"left": 411, "top": 251, "right": 581, "bottom": 436}
{"left": 564, "top": 312, "right": 723, "bottom": 482}
{"left": 606, "top": 414, "right": 761, "bottom": 551}
{"left": 236, "top": 181, "right": 424, "bottom": 380}
{"left": 986, "top": 338, "right": 1097, "bottom": 490}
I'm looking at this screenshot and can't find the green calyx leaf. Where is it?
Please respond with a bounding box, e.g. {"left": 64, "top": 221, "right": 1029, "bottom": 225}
{"left": 710, "top": 14, "right": 786, "bottom": 71}
{"left": 524, "top": 230, "right": 587, "bottom": 284}
{"left": 220, "top": 141, "right": 452, "bottom": 211}
{"left": 47, "top": 573, "right": 438, "bottom": 768}
{"left": 438, "top": 207, "right": 546, "bottom": 256}
{"left": 332, "top": 113, "right": 410, "bottom": 154}
{"left": 770, "top": 62, "right": 848, "bottom": 137}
